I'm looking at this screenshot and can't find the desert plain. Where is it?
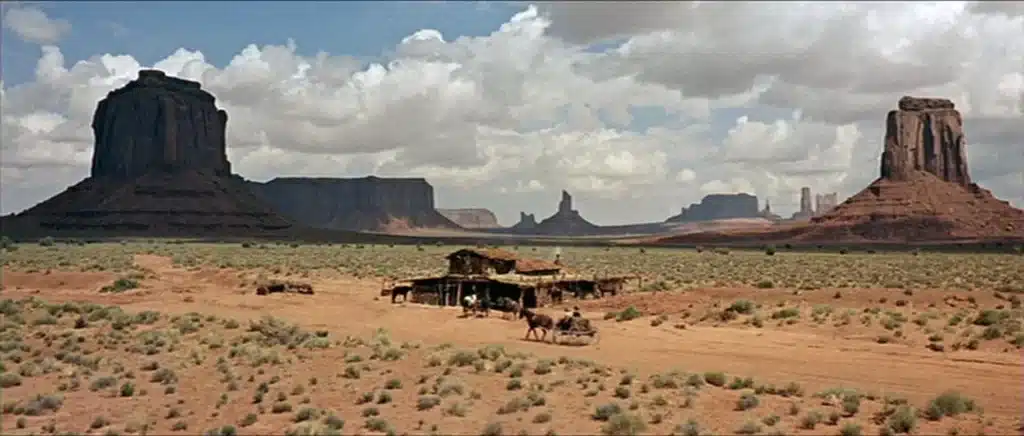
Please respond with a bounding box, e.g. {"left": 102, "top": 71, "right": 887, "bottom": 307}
{"left": 1, "top": 241, "right": 1022, "bottom": 436}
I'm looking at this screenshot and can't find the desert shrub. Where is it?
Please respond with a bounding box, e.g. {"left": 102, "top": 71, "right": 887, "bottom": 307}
{"left": 593, "top": 403, "right": 623, "bottom": 421}
{"left": 23, "top": 394, "right": 64, "bottom": 416}
{"left": 702, "top": 372, "right": 726, "bottom": 387}
{"left": 728, "top": 300, "right": 755, "bottom": 315}
{"left": 293, "top": 407, "right": 319, "bottom": 422}
{"left": 0, "top": 373, "right": 22, "bottom": 388}
{"left": 839, "top": 422, "right": 863, "bottom": 436}
{"left": 616, "top": 306, "right": 642, "bottom": 322}
{"left": 481, "top": 422, "right": 503, "bottom": 436}
{"left": 924, "top": 391, "right": 975, "bottom": 420}
{"left": 842, "top": 393, "right": 862, "bottom": 416}
{"left": 601, "top": 412, "right": 647, "bottom": 436}
{"left": 735, "top": 392, "right": 759, "bottom": 410}
{"left": 100, "top": 278, "right": 140, "bottom": 293}
{"left": 448, "top": 350, "right": 478, "bottom": 366}
{"left": 674, "top": 419, "right": 701, "bottom": 436}
{"left": 736, "top": 420, "right": 762, "bottom": 435}
{"left": 799, "top": 410, "right": 822, "bottom": 429}
{"left": 887, "top": 406, "right": 917, "bottom": 433}
{"left": 772, "top": 308, "right": 800, "bottom": 319}
{"left": 416, "top": 395, "right": 441, "bottom": 411}
{"left": 973, "top": 310, "right": 1008, "bottom": 326}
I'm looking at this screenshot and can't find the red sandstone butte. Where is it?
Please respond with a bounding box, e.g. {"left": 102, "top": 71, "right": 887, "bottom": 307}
{"left": 655, "top": 96, "right": 1024, "bottom": 244}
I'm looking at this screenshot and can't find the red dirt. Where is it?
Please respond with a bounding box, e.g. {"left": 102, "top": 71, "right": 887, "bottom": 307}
{"left": 2, "top": 257, "right": 1021, "bottom": 435}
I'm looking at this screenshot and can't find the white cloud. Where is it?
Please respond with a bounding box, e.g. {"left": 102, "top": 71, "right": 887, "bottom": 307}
{"left": 2, "top": 5, "right": 70, "bottom": 45}
{"left": 2, "top": 2, "right": 1022, "bottom": 224}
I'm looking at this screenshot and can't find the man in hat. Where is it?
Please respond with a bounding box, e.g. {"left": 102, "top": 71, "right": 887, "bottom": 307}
{"left": 558, "top": 306, "right": 574, "bottom": 330}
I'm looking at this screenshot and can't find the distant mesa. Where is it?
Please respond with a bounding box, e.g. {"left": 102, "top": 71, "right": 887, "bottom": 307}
{"left": 437, "top": 208, "right": 501, "bottom": 229}
{"left": 4, "top": 69, "right": 295, "bottom": 236}
{"left": 667, "top": 193, "right": 761, "bottom": 222}
{"left": 500, "top": 190, "right": 600, "bottom": 236}
{"left": 530, "top": 190, "right": 600, "bottom": 235}
{"left": 790, "top": 188, "right": 840, "bottom": 221}
{"left": 759, "top": 200, "right": 781, "bottom": 221}
{"left": 814, "top": 193, "right": 839, "bottom": 217}
{"left": 248, "top": 177, "right": 460, "bottom": 232}
{"left": 656, "top": 96, "right": 1024, "bottom": 244}
{"left": 510, "top": 212, "right": 538, "bottom": 230}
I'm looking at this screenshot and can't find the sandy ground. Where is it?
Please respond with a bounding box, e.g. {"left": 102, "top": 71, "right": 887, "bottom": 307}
{"left": 1, "top": 255, "right": 1021, "bottom": 435}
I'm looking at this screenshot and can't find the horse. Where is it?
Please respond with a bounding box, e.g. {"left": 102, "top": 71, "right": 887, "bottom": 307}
{"left": 572, "top": 282, "right": 602, "bottom": 300}
{"left": 519, "top": 308, "right": 555, "bottom": 342}
{"left": 390, "top": 286, "right": 411, "bottom": 304}
{"left": 490, "top": 297, "right": 521, "bottom": 320}
{"left": 462, "top": 294, "right": 478, "bottom": 317}
{"left": 547, "top": 288, "right": 564, "bottom": 304}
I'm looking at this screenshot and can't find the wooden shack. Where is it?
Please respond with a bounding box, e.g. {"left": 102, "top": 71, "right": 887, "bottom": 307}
{"left": 445, "top": 248, "right": 562, "bottom": 276}
{"left": 404, "top": 275, "right": 539, "bottom": 308}
{"left": 389, "top": 247, "right": 631, "bottom": 308}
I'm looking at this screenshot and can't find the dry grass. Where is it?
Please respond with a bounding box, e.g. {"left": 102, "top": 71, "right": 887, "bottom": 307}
{"left": 3, "top": 242, "right": 1022, "bottom": 292}
{"left": 0, "top": 297, "right": 1008, "bottom": 435}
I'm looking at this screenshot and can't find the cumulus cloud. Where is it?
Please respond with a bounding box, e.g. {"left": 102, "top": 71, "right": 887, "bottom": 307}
{"left": 2, "top": 2, "right": 1022, "bottom": 224}
{"left": 2, "top": 4, "right": 71, "bottom": 45}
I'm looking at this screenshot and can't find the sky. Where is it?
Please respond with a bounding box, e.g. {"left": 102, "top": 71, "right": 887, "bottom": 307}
{"left": 1, "top": 1, "right": 1022, "bottom": 226}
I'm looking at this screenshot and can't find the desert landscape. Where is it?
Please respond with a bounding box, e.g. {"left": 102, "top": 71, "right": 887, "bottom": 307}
{"left": 1, "top": 241, "right": 1022, "bottom": 436}
{"left": 1, "top": 14, "right": 1023, "bottom": 436}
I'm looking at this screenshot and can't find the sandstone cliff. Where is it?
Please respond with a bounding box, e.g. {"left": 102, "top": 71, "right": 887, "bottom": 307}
{"left": 437, "top": 208, "right": 500, "bottom": 228}
{"left": 10, "top": 70, "right": 294, "bottom": 235}
{"left": 91, "top": 70, "right": 232, "bottom": 180}
{"left": 667, "top": 193, "right": 760, "bottom": 222}
{"left": 880, "top": 96, "right": 971, "bottom": 186}
{"left": 247, "top": 177, "right": 460, "bottom": 232}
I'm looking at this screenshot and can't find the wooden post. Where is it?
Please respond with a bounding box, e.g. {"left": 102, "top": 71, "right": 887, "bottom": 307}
{"left": 456, "top": 281, "right": 463, "bottom": 306}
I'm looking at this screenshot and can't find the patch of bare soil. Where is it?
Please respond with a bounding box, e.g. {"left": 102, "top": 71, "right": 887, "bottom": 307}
{"left": 1, "top": 258, "right": 1021, "bottom": 435}
{"left": 1, "top": 271, "right": 116, "bottom": 292}
{"left": 573, "top": 288, "right": 1023, "bottom": 353}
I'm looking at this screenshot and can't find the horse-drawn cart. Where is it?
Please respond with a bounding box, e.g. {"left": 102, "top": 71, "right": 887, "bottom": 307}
{"left": 552, "top": 317, "right": 599, "bottom": 345}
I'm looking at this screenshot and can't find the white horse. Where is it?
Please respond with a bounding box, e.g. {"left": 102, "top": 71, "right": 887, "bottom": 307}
{"left": 462, "top": 294, "right": 478, "bottom": 316}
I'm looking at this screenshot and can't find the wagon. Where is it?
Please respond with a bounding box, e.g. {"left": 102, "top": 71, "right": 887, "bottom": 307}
{"left": 552, "top": 318, "right": 599, "bottom": 346}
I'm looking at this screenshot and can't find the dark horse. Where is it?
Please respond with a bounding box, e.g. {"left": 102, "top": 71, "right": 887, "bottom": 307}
{"left": 519, "top": 308, "right": 555, "bottom": 342}
{"left": 490, "top": 297, "right": 522, "bottom": 320}
{"left": 390, "top": 286, "right": 411, "bottom": 303}
{"left": 547, "top": 287, "right": 564, "bottom": 304}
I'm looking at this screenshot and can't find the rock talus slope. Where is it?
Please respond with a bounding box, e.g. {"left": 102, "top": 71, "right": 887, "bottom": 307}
{"left": 437, "top": 208, "right": 501, "bottom": 229}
